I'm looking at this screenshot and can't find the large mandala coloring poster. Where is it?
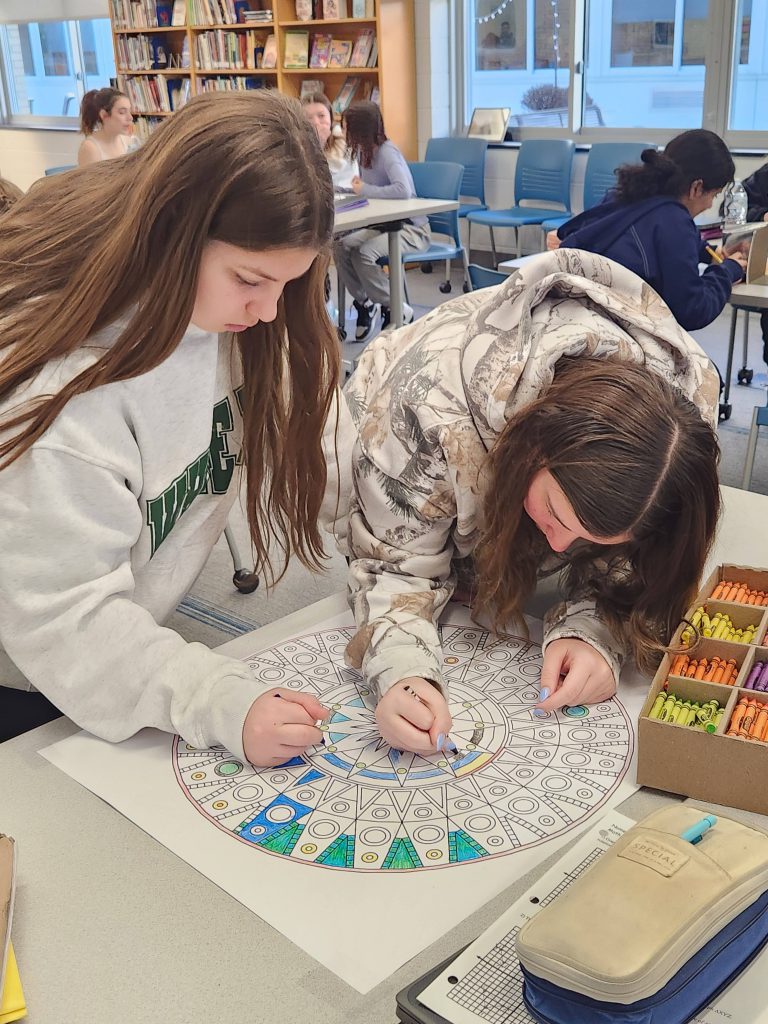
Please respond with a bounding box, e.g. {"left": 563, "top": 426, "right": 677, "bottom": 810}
{"left": 175, "top": 622, "right": 634, "bottom": 872}
{"left": 42, "top": 603, "right": 647, "bottom": 992}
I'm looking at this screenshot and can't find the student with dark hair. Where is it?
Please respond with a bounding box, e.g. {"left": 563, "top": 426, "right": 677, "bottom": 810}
{"left": 0, "top": 92, "right": 347, "bottom": 762}
{"left": 334, "top": 100, "right": 430, "bottom": 340}
{"left": 739, "top": 159, "right": 768, "bottom": 366}
{"left": 341, "top": 250, "right": 721, "bottom": 755}
{"left": 557, "top": 130, "right": 746, "bottom": 331}
{"left": 78, "top": 87, "right": 135, "bottom": 166}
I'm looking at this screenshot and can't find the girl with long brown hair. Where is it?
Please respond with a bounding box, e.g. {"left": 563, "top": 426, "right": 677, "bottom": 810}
{"left": 342, "top": 249, "right": 721, "bottom": 755}
{"left": 0, "top": 91, "right": 343, "bottom": 765}
{"left": 301, "top": 91, "right": 358, "bottom": 189}
{"left": 335, "top": 100, "right": 430, "bottom": 340}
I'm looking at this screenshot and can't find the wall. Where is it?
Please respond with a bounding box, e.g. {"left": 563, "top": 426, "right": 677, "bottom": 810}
{"left": 415, "top": 0, "right": 452, "bottom": 155}
{"left": 0, "top": 127, "right": 80, "bottom": 187}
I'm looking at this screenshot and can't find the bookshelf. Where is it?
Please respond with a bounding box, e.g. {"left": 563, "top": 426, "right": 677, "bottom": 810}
{"left": 108, "top": 0, "right": 417, "bottom": 157}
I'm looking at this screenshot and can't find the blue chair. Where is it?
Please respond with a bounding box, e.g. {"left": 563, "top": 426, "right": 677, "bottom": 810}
{"left": 542, "top": 141, "right": 651, "bottom": 234}
{"left": 425, "top": 135, "right": 488, "bottom": 219}
{"left": 742, "top": 401, "right": 768, "bottom": 490}
{"left": 377, "top": 160, "right": 471, "bottom": 295}
{"left": 466, "top": 139, "right": 575, "bottom": 267}
{"left": 467, "top": 264, "right": 507, "bottom": 290}
{"left": 44, "top": 165, "right": 76, "bottom": 175}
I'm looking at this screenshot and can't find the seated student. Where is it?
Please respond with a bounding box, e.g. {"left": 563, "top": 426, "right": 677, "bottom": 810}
{"left": 556, "top": 130, "right": 747, "bottom": 332}
{"left": 0, "top": 176, "right": 23, "bottom": 217}
{"left": 341, "top": 249, "right": 721, "bottom": 756}
{"left": 78, "top": 87, "right": 136, "bottom": 166}
{"left": 739, "top": 159, "right": 768, "bottom": 366}
{"left": 334, "top": 101, "right": 430, "bottom": 341}
{"left": 0, "top": 92, "right": 348, "bottom": 765}
{"left": 301, "top": 92, "right": 358, "bottom": 190}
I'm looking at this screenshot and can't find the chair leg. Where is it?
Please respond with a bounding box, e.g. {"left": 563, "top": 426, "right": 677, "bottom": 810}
{"left": 467, "top": 220, "right": 472, "bottom": 262}
{"left": 460, "top": 247, "right": 472, "bottom": 292}
{"left": 337, "top": 277, "right": 346, "bottom": 336}
{"left": 489, "top": 227, "right": 498, "bottom": 269}
{"left": 515, "top": 227, "right": 520, "bottom": 259}
{"left": 741, "top": 405, "right": 761, "bottom": 490}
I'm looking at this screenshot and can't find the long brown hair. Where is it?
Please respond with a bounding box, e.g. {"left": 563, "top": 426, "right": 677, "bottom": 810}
{"left": 0, "top": 90, "right": 338, "bottom": 583}
{"left": 474, "top": 358, "right": 721, "bottom": 672}
{"left": 616, "top": 130, "right": 734, "bottom": 205}
{"left": 343, "top": 100, "right": 387, "bottom": 169}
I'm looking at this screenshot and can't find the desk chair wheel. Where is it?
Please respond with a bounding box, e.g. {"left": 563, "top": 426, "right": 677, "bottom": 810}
{"left": 233, "top": 569, "right": 260, "bottom": 594}
{"left": 337, "top": 326, "right": 347, "bottom": 342}
{"left": 719, "top": 402, "right": 732, "bottom": 422}
{"left": 738, "top": 367, "right": 754, "bottom": 385}
{"left": 420, "top": 262, "right": 433, "bottom": 274}
{"left": 439, "top": 281, "right": 452, "bottom": 294}
{"left": 463, "top": 281, "right": 471, "bottom": 293}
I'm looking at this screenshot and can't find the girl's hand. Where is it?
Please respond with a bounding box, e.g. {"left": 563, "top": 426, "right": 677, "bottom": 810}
{"left": 242, "top": 688, "right": 327, "bottom": 767}
{"left": 375, "top": 678, "right": 453, "bottom": 754}
{"left": 536, "top": 638, "right": 616, "bottom": 713}
{"left": 546, "top": 229, "right": 560, "bottom": 251}
{"left": 350, "top": 176, "right": 363, "bottom": 195}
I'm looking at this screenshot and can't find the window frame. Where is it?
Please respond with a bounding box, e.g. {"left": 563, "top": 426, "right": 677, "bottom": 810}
{"left": 0, "top": 17, "right": 114, "bottom": 130}
{"left": 457, "top": 0, "right": 768, "bottom": 147}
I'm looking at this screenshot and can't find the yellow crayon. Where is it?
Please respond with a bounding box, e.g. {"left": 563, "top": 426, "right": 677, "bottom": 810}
{"left": 649, "top": 692, "right": 667, "bottom": 719}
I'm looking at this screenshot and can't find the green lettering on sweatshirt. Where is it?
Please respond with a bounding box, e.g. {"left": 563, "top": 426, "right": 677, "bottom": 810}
{"left": 146, "top": 396, "right": 239, "bottom": 555}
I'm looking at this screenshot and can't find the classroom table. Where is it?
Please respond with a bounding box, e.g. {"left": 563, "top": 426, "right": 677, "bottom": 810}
{"left": 334, "top": 197, "right": 459, "bottom": 334}
{"left": 3, "top": 484, "right": 767, "bottom": 1024}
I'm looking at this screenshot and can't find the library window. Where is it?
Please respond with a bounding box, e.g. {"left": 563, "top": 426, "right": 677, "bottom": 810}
{"left": 729, "top": 0, "right": 766, "bottom": 131}
{"left": 0, "top": 18, "right": 115, "bottom": 123}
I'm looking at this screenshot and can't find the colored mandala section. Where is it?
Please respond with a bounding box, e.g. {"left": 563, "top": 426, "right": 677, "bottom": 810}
{"left": 172, "top": 624, "right": 634, "bottom": 871}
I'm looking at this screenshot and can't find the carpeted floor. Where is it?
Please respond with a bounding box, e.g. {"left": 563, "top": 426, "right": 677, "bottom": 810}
{"left": 175, "top": 263, "right": 768, "bottom": 650}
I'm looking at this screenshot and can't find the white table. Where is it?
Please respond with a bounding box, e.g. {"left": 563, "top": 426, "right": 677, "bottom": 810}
{"left": 334, "top": 197, "right": 458, "bottom": 333}
{"left": 3, "top": 485, "right": 766, "bottom": 1022}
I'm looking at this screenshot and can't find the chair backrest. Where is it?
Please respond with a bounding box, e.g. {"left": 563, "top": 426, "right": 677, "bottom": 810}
{"left": 514, "top": 139, "right": 574, "bottom": 209}
{"left": 44, "top": 164, "right": 76, "bottom": 176}
{"left": 425, "top": 136, "right": 488, "bottom": 205}
{"left": 408, "top": 160, "right": 463, "bottom": 246}
{"left": 468, "top": 264, "right": 507, "bottom": 290}
{"left": 583, "top": 142, "right": 651, "bottom": 210}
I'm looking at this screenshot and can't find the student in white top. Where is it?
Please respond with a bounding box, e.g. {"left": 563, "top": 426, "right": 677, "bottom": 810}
{"left": 77, "top": 87, "right": 135, "bottom": 167}
{"left": 301, "top": 92, "right": 358, "bottom": 189}
{"left": 0, "top": 92, "right": 348, "bottom": 766}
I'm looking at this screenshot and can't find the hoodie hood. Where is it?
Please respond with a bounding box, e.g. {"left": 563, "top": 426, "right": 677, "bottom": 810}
{"left": 557, "top": 195, "right": 686, "bottom": 253}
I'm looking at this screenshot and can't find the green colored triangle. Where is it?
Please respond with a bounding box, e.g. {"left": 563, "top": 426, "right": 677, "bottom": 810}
{"left": 382, "top": 837, "right": 423, "bottom": 870}
{"left": 316, "top": 833, "right": 355, "bottom": 868}
{"left": 449, "top": 829, "right": 488, "bottom": 863}
{"left": 258, "top": 820, "right": 304, "bottom": 856}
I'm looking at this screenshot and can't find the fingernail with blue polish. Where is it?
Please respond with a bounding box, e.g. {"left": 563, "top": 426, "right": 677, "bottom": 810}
{"left": 436, "top": 733, "right": 446, "bottom": 751}
{"left": 533, "top": 708, "right": 547, "bottom": 717}
{"left": 539, "top": 687, "right": 550, "bottom": 701}
{"left": 445, "top": 740, "right": 459, "bottom": 754}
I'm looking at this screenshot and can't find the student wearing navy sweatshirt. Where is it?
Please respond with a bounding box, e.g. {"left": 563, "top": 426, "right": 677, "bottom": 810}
{"left": 557, "top": 130, "right": 746, "bottom": 332}
{"left": 335, "top": 101, "right": 430, "bottom": 341}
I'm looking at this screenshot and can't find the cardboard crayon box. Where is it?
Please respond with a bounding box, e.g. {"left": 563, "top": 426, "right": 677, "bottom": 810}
{"left": 638, "top": 563, "right": 768, "bottom": 816}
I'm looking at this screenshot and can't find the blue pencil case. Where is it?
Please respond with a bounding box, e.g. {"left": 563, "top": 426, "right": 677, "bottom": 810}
{"left": 516, "top": 806, "right": 768, "bottom": 1024}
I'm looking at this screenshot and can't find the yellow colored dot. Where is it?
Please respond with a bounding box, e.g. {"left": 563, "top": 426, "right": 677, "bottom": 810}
{"left": 212, "top": 801, "right": 227, "bottom": 810}
{"left": 362, "top": 852, "right": 378, "bottom": 863}
{"left": 327, "top": 746, "right": 337, "bottom": 752}
{"left": 467, "top": 743, "right": 476, "bottom": 750}
{"left": 191, "top": 772, "right": 205, "bottom": 779}
{"left": 301, "top": 844, "right": 317, "bottom": 854}
{"left": 356, "top": 762, "right": 366, "bottom": 768}
{"left": 397, "top": 767, "right": 407, "bottom": 774}
{"left": 438, "top": 760, "right": 448, "bottom": 767}
{"left": 427, "top": 849, "right": 443, "bottom": 859}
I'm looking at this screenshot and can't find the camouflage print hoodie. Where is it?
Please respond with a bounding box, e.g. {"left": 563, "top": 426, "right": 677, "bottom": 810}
{"left": 341, "top": 249, "right": 719, "bottom": 699}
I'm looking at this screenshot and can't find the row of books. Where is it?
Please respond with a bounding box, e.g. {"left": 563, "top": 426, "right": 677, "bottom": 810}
{"left": 186, "top": 0, "right": 260, "bottom": 25}
{"left": 116, "top": 34, "right": 192, "bottom": 70}
{"left": 295, "top": 0, "right": 375, "bottom": 17}
{"left": 195, "top": 29, "right": 269, "bottom": 69}
{"left": 330, "top": 74, "right": 378, "bottom": 113}
{"left": 195, "top": 76, "right": 270, "bottom": 92}
{"left": 111, "top": 0, "right": 181, "bottom": 29}
{"left": 285, "top": 29, "right": 376, "bottom": 69}
{"left": 123, "top": 75, "right": 191, "bottom": 113}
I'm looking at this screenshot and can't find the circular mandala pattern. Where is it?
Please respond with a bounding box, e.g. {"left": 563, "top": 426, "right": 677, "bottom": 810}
{"left": 173, "top": 624, "right": 633, "bottom": 871}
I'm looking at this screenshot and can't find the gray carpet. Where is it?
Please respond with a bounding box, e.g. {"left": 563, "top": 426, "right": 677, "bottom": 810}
{"left": 176, "top": 266, "right": 768, "bottom": 649}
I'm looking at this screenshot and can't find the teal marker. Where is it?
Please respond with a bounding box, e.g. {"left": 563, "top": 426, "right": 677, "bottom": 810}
{"left": 680, "top": 815, "right": 717, "bottom": 845}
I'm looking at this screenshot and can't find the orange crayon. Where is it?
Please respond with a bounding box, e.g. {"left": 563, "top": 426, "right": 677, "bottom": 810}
{"left": 686, "top": 660, "right": 699, "bottom": 678}
{"left": 671, "top": 653, "right": 689, "bottom": 676}
{"left": 727, "top": 698, "right": 750, "bottom": 736}
{"left": 739, "top": 699, "right": 759, "bottom": 739}
{"left": 694, "top": 661, "right": 708, "bottom": 680}
{"left": 712, "top": 581, "right": 727, "bottom": 600}
{"left": 703, "top": 658, "right": 720, "bottom": 682}
{"left": 750, "top": 704, "right": 768, "bottom": 741}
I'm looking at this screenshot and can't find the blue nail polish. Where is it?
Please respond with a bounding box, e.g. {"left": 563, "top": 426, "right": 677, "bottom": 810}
{"left": 533, "top": 708, "right": 547, "bottom": 717}
{"left": 539, "top": 687, "right": 550, "bottom": 701}
{"left": 436, "top": 733, "right": 446, "bottom": 751}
